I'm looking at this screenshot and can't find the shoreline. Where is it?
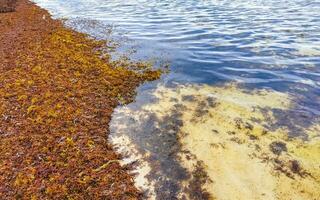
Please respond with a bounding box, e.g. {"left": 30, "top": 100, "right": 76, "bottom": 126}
{"left": 0, "top": 0, "right": 160, "bottom": 199}
{"left": 1, "top": 1, "right": 320, "bottom": 200}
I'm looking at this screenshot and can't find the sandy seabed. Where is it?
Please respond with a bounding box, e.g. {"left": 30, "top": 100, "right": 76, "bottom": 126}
{"left": 111, "top": 83, "right": 320, "bottom": 200}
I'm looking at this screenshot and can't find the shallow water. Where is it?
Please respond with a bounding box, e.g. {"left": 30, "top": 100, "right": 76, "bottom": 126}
{"left": 33, "top": 0, "right": 320, "bottom": 114}
{"left": 32, "top": 0, "right": 320, "bottom": 199}
{"left": 109, "top": 83, "right": 320, "bottom": 199}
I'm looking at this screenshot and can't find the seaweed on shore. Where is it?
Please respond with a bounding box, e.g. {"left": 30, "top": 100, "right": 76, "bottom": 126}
{"left": 0, "top": 0, "right": 160, "bottom": 199}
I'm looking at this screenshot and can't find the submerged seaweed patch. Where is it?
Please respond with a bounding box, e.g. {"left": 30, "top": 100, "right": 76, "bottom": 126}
{"left": 269, "top": 141, "right": 287, "bottom": 155}
{"left": 111, "top": 102, "right": 210, "bottom": 199}
{"left": 111, "top": 83, "right": 320, "bottom": 200}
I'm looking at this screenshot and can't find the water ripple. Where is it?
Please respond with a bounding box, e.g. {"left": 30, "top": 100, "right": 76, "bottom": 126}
{"left": 33, "top": 0, "right": 320, "bottom": 114}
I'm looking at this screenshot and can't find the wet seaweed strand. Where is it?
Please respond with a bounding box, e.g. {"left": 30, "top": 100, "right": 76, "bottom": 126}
{"left": 0, "top": 0, "right": 161, "bottom": 199}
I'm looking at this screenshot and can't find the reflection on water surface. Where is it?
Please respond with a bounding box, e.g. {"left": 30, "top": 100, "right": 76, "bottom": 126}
{"left": 33, "top": 0, "right": 320, "bottom": 114}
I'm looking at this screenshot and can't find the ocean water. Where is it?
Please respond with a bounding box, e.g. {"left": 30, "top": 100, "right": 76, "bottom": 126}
{"left": 33, "top": 0, "right": 320, "bottom": 199}
{"left": 33, "top": 0, "right": 320, "bottom": 114}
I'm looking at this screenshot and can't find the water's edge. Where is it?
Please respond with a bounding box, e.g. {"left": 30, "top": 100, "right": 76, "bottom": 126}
{"left": 31, "top": 0, "right": 320, "bottom": 199}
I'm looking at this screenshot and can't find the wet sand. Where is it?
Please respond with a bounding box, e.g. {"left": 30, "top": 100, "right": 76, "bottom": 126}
{"left": 0, "top": 0, "right": 160, "bottom": 199}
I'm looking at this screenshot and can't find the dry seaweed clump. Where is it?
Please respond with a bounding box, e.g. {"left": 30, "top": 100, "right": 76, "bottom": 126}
{"left": 0, "top": 0, "right": 160, "bottom": 199}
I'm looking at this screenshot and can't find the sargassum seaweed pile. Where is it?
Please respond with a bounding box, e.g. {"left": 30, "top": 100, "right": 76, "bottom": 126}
{"left": 0, "top": 0, "right": 160, "bottom": 199}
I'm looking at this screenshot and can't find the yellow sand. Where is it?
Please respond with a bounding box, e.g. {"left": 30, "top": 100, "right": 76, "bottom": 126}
{"left": 110, "top": 83, "right": 320, "bottom": 199}
{"left": 146, "top": 84, "right": 320, "bottom": 200}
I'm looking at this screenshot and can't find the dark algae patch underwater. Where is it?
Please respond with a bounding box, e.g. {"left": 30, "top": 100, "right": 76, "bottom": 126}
{"left": 110, "top": 83, "right": 320, "bottom": 199}
{"left": 0, "top": 0, "right": 160, "bottom": 199}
